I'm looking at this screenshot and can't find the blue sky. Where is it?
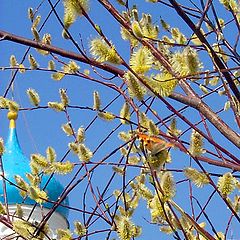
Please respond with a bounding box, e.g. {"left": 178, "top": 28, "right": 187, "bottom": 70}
{"left": 0, "top": 0, "right": 239, "bottom": 239}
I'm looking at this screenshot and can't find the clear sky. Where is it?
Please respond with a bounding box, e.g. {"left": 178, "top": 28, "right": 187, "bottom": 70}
{"left": 0, "top": 1, "right": 239, "bottom": 239}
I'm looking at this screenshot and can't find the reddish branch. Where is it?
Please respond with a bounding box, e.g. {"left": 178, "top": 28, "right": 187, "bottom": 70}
{"left": 0, "top": 29, "right": 239, "bottom": 150}
{"left": 0, "top": 30, "right": 123, "bottom": 77}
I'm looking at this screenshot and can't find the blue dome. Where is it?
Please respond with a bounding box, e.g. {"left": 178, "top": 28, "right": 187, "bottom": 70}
{"left": 0, "top": 113, "right": 69, "bottom": 218}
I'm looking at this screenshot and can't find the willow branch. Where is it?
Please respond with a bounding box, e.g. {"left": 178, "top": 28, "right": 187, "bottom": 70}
{"left": 168, "top": 0, "right": 240, "bottom": 100}
{"left": 96, "top": 0, "right": 240, "bottom": 148}
{"left": 0, "top": 29, "right": 239, "bottom": 148}
{"left": 0, "top": 30, "right": 123, "bottom": 77}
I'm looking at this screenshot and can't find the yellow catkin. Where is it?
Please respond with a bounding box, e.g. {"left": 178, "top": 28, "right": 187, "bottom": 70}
{"left": 26, "top": 88, "right": 40, "bottom": 106}
{"left": 28, "top": 8, "right": 34, "bottom": 21}
{"left": 130, "top": 47, "right": 153, "bottom": 74}
{"left": 62, "top": 123, "right": 74, "bottom": 136}
{"left": 124, "top": 72, "right": 146, "bottom": 100}
{"left": 48, "top": 60, "right": 55, "bottom": 70}
{"left": 120, "top": 102, "right": 130, "bottom": 124}
{"left": 28, "top": 54, "right": 38, "bottom": 69}
{"left": 217, "top": 172, "right": 236, "bottom": 196}
{"left": 77, "top": 127, "right": 85, "bottom": 143}
{"left": 90, "top": 38, "right": 121, "bottom": 64}
{"left": 98, "top": 111, "right": 115, "bottom": 121}
{"left": 93, "top": 91, "right": 101, "bottom": 110}
{"left": 132, "top": 21, "right": 143, "bottom": 38}
{"left": 184, "top": 167, "right": 209, "bottom": 187}
{"left": 51, "top": 72, "right": 65, "bottom": 81}
{"left": 189, "top": 130, "right": 204, "bottom": 157}
{"left": 59, "top": 89, "right": 69, "bottom": 106}
{"left": 74, "top": 221, "right": 87, "bottom": 236}
{"left": 0, "top": 138, "right": 4, "bottom": 155}
{"left": 78, "top": 144, "right": 93, "bottom": 162}
{"left": 48, "top": 102, "right": 65, "bottom": 111}
{"left": 10, "top": 55, "right": 18, "bottom": 67}
{"left": 53, "top": 161, "right": 74, "bottom": 174}
{"left": 46, "top": 146, "right": 56, "bottom": 163}
{"left": 57, "top": 228, "right": 72, "bottom": 239}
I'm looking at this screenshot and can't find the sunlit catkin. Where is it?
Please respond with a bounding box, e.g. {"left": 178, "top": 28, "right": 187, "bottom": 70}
{"left": 57, "top": 228, "right": 72, "bottom": 239}
{"left": 46, "top": 146, "right": 56, "bottom": 163}
{"left": 171, "top": 27, "right": 186, "bottom": 44}
{"left": 118, "top": 131, "right": 132, "bottom": 142}
{"left": 7, "top": 100, "right": 19, "bottom": 113}
{"left": 48, "top": 102, "right": 65, "bottom": 112}
{"left": 148, "top": 73, "right": 178, "bottom": 97}
{"left": 167, "top": 118, "right": 181, "bottom": 136}
{"left": 139, "top": 112, "right": 149, "bottom": 129}
{"left": 124, "top": 72, "right": 145, "bottom": 100}
{"left": 10, "top": 55, "right": 18, "bottom": 67}
{"left": 28, "top": 54, "right": 38, "bottom": 69}
{"left": 78, "top": 144, "right": 93, "bottom": 162}
{"left": 0, "top": 203, "right": 6, "bottom": 214}
{"left": 148, "top": 193, "right": 169, "bottom": 223}
{"left": 51, "top": 72, "right": 65, "bottom": 81}
{"left": 31, "top": 27, "right": 40, "bottom": 41}
{"left": 189, "top": 130, "right": 204, "bottom": 157}
{"left": 184, "top": 167, "right": 209, "bottom": 187}
{"left": 13, "top": 220, "right": 35, "bottom": 238}
{"left": 26, "top": 173, "right": 39, "bottom": 186}
{"left": 116, "top": 216, "right": 142, "bottom": 240}
{"left": 42, "top": 33, "right": 51, "bottom": 45}
{"left": 171, "top": 47, "right": 202, "bottom": 77}
{"left": 137, "top": 183, "right": 153, "bottom": 200}
{"left": 160, "top": 171, "right": 176, "bottom": 201}
{"left": 63, "top": 60, "right": 80, "bottom": 73}
{"left": 14, "top": 175, "right": 29, "bottom": 197}
{"left": 120, "top": 102, "right": 130, "bottom": 124}
{"left": 121, "top": 27, "right": 139, "bottom": 47}
{"left": 28, "top": 7, "right": 34, "bottom": 21}
{"left": 32, "top": 15, "right": 41, "bottom": 28}
{"left": 31, "top": 154, "right": 49, "bottom": 168}
{"left": 148, "top": 120, "right": 159, "bottom": 135}
{"left": 219, "top": 0, "right": 238, "bottom": 11}
{"left": 48, "top": 60, "right": 55, "bottom": 70}
{"left": 53, "top": 161, "right": 74, "bottom": 174}
{"left": 29, "top": 186, "right": 48, "bottom": 204}
{"left": 147, "top": 150, "right": 170, "bottom": 169}
{"left": 98, "top": 111, "right": 116, "bottom": 121}
{"left": 26, "top": 88, "right": 40, "bottom": 106}
{"left": 112, "top": 166, "right": 124, "bottom": 176}
{"left": 0, "top": 97, "right": 8, "bottom": 109}
{"left": 93, "top": 91, "right": 101, "bottom": 110}
{"left": 76, "top": 127, "right": 85, "bottom": 143}
{"left": 0, "top": 138, "right": 4, "bottom": 155}
{"left": 16, "top": 204, "right": 23, "bottom": 218}
{"left": 132, "top": 21, "right": 143, "bottom": 38}
{"left": 90, "top": 38, "right": 121, "bottom": 64}
{"left": 18, "top": 64, "right": 26, "bottom": 73}
{"left": 74, "top": 221, "right": 87, "bottom": 236}
{"left": 129, "top": 47, "right": 153, "bottom": 74}
{"left": 62, "top": 0, "right": 89, "bottom": 38}
{"left": 141, "top": 13, "right": 159, "bottom": 39}
{"left": 160, "top": 18, "right": 170, "bottom": 31}
{"left": 199, "top": 84, "right": 208, "bottom": 94}
{"left": 59, "top": 88, "right": 69, "bottom": 107}
{"left": 68, "top": 142, "right": 79, "bottom": 154}
{"left": 62, "top": 122, "right": 74, "bottom": 136}
{"left": 132, "top": 8, "right": 139, "bottom": 21}
{"left": 217, "top": 172, "right": 236, "bottom": 196}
